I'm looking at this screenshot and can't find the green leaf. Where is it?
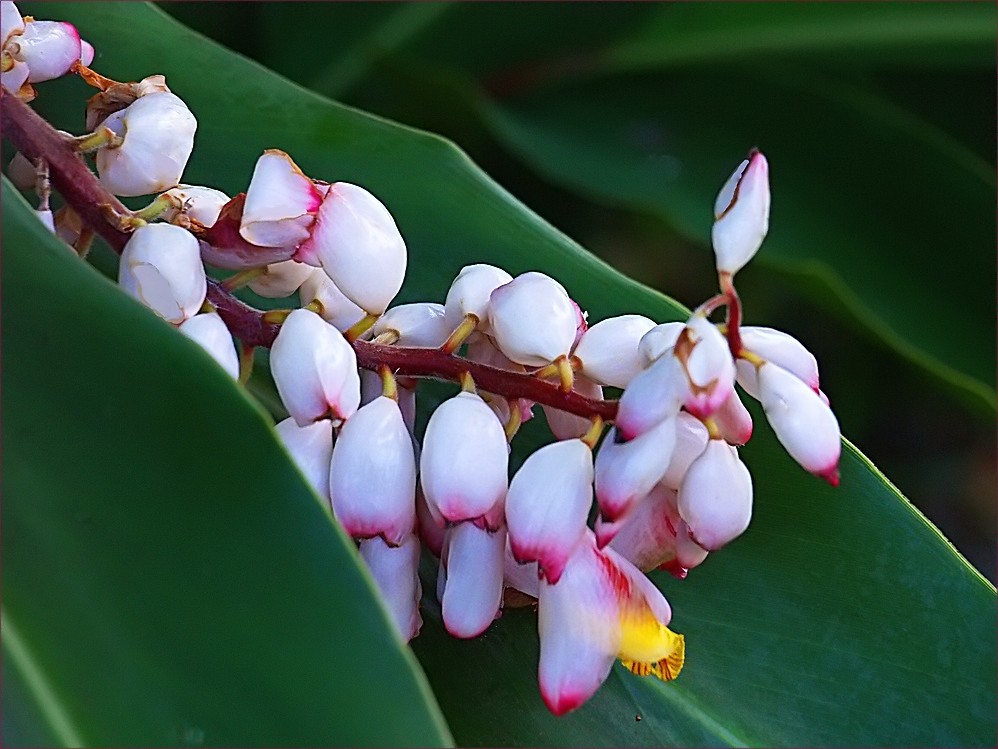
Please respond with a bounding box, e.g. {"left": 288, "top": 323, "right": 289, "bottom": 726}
{"left": 1, "top": 183, "right": 451, "bottom": 747}
{"left": 8, "top": 3, "right": 996, "bottom": 746}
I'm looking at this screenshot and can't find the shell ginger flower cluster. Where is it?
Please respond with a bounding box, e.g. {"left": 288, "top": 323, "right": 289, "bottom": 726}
{"left": 4, "top": 4, "right": 842, "bottom": 719}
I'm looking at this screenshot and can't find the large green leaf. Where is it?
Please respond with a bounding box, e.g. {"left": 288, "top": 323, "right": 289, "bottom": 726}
{"left": 1, "top": 184, "right": 451, "bottom": 747}
{"left": 7, "top": 3, "right": 996, "bottom": 746}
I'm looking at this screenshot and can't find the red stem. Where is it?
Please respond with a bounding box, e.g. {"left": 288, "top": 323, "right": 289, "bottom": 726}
{"left": 1, "top": 88, "right": 617, "bottom": 422}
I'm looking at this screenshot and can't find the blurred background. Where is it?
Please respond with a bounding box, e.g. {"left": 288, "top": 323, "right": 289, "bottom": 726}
{"left": 158, "top": 1, "right": 995, "bottom": 580}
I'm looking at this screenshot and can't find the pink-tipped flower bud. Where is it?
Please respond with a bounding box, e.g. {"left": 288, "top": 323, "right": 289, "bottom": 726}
{"left": 359, "top": 534, "right": 422, "bottom": 642}
{"left": 247, "top": 259, "right": 315, "bottom": 298}
{"left": 269, "top": 308, "right": 361, "bottom": 427}
{"left": 274, "top": 417, "right": 334, "bottom": 502}
{"left": 712, "top": 149, "right": 770, "bottom": 276}
{"left": 161, "top": 184, "right": 230, "bottom": 228}
{"left": 735, "top": 326, "right": 820, "bottom": 399}
{"left": 659, "top": 412, "right": 709, "bottom": 490}
{"left": 676, "top": 315, "right": 735, "bottom": 419}
{"left": 713, "top": 389, "right": 753, "bottom": 446}
{"left": 594, "top": 418, "right": 676, "bottom": 532}
{"left": 118, "top": 223, "right": 206, "bottom": 324}
{"left": 440, "top": 522, "right": 506, "bottom": 638}
{"left": 638, "top": 321, "right": 684, "bottom": 365}
{"left": 615, "top": 352, "right": 688, "bottom": 442}
{"left": 756, "top": 361, "right": 841, "bottom": 485}
{"left": 296, "top": 182, "right": 407, "bottom": 316}
{"left": 7, "top": 19, "right": 80, "bottom": 83}
{"left": 420, "top": 391, "right": 508, "bottom": 528}
{"left": 372, "top": 303, "right": 449, "bottom": 348}
{"left": 572, "top": 314, "right": 656, "bottom": 388}
{"left": 444, "top": 263, "right": 513, "bottom": 335}
{"left": 240, "top": 149, "right": 324, "bottom": 248}
{"left": 488, "top": 272, "right": 577, "bottom": 367}
{"left": 96, "top": 92, "right": 197, "bottom": 197}
{"left": 330, "top": 395, "right": 416, "bottom": 546}
{"left": 678, "top": 440, "right": 753, "bottom": 551}
{"left": 178, "top": 312, "right": 239, "bottom": 379}
{"left": 298, "top": 269, "right": 366, "bottom": 333}
{"left": 505, "top": 439, "right": 594, "bottom": 584}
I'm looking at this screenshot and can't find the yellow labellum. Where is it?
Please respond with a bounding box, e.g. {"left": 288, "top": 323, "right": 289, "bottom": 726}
{"left": 620, "top": 629, "right": 685, "bottom": 683}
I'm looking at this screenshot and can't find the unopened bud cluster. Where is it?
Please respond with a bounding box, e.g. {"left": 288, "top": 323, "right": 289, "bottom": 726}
{"left": 6, "top": 8, "right": 842, "bottom": 719}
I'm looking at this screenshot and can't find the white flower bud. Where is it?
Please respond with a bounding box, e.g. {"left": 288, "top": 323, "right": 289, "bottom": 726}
{"left": 678, "top": 440, "right": 752, "bottom": 551}
{"left": 296, "top": 182, "right": 407, "bottom": 316}
{"left": 505, "top": 439, "right": 593, "bottom": 584}
{"left": 440, "top": 522, "right": 506, "bottom": 638}
{"left": 542, "top": 374, "right": 602, "bottom": 441}
{"left": 298, "top": 269, "right": 366, "bottom": 333}
{"left": 572, "top": 314, "right": 656, "bottom": 388}
{"left": 329, "top": 396, "right": 416, "bottom": 546}
{"left": 359, "top": 534, "right": 422, "bottom": 642}
{"left": 639, "top": 321, "right": 684, "bottom": 365}
{"left": 735, "top": 326, "right": 820, "bottom": 399}
{"left": 269, "top": 309, "right": 361, "bottom": 427}
{"left": 247, "top": 259, "right": 315, "bottom": 298}
{"left": 594, "top": 418, "right": 676, "bottom": 531}
{"left": 240, "top": 149, "right": 323, "bottom": 248}
{"left": 8, "top": 20, "right": 80, "bottom": 83}
{"left": 712, "top": 149, "right": 770, "bottom": 276}
{"left": 757, "top": 361, "right": 841, "bottom": 485}
{"left": 118, "top": 223, "right": 206, "bottom": 324}
{"left": 372, "top": 303, "right": 449, "bottom": 348}
{"left": 659, "top": 412, "right": 709, "bottom": 490}
{"left": 79, "top": 38, "right": 93, "bottom": 66}
{"left": 161, "top": 184, "right": 230, "bottom": 228}
{"left": 713, "top": 389, "right": 753, "bottom": 446}
{"left": 674, "top": 519, "right": 709, "bottom": 571}
{"left": 444, "top": 263, "right": 513, "bottom": 335}
{"left": 2, "top": 2, "right": 24, "bottom": 47}
{"left": 677, "top": 315, "right": 735, "bottom": 418}
{"left": 274, "top": 417, "right": 334, "bottom": 502}
{"left": 96, "top": 92, "right": 197, "bottom": 197}
{"left": 420, "top": 391, "right": 508, "bottom": 527}
{"left": 488, "top": 272, "right": 577, "bottom": 367}
{"left": 177, "top": 312, "right": 238, "bottom": 379}
{"left": 615, "top": 352, "right": 687, "bottom": 441}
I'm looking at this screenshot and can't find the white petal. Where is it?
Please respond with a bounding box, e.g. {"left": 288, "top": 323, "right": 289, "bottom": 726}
{"left": 604, "top": 484, "right": 680, "bottom": 572}
{"left": 659, "top": 412, "right": 709, "bottom": 490}
{"left": 13, "top": 20, "right": 81, "bottom": 83}
{"left": 300, "top": 182, "right": 406, "bottom": 315}
{"left": 639, "top": 321, "right": 684, "bottom": 365}
{"left": 178, "top": 312, "right": 239, "bottom": 379}
{"left": 680, "top": 316, "right": 735, "bottom": 418}
{"left": 711, "top": 150, "right": 770, "bottom": 275}
{"left": 269, "top": 309, "right": 361, "bottom": 426}
{"left": 0, "top": 56, "right": 29, "bottom": 94}
{"left": 505, "top": 439, "right": 593, "bottom": 584}
{"left": 298, "top": 269, "right": 366, "bottom": 333}
{"left": 678, "top": 440, "right": 752, "bottom": 550}
{"left": 674, "top": 520, "right": 709, "bottom": 571}
{"left": 420, "top": 391, "right": 508, "bottom": 526}
{"left": 503, "top": 537, "right": 539, "bottom": 599}
{"left": 573, "top": 314, "right": 656, "bottom": 388}
{"left": 713, "top": 389, "right": 753, "bottom": 446}
{"left": 443, "top": 263, "right": 513, "bottom": 334}
{"left": 359, "top": 534, "right": 422, "bottom": 641}
{"left": 240, "top": 149, "right": 321, "bottom": 248}
{"left": 488, "top": 272, "right": 577, "bottom": 367}
{"left": 757, "top": 361, "right": 840, "bottom": 484}
{"left": 615, "top": 352, "right": 687, "bottom": 441}
{"left": 161, "top": 184, "right": 230, "bottom": 228}
{"left": 372, "top": 302, "right": 449, "bottom": 347}
{"left": 594, "top": 418, "right": 676, "bottom": 530}
{"left": 441, "top": 522, "right": 506, "bottom": 638}
{"left": 96, "top": 92, "right": 197, "bottom": 197}
{"left": 79, "top": 38, "right": 94, "bottom": 66}
{"left": 274, "top": 417, "right": 334, "bottom": 502}
{"left": 542, "top": 374, "right": 602, "bottom": 441}
{"left": 330, "top": 396, "right": 416, "bottom": 545}
{"left": 247, "top": 259, "right": 315, "bottom": 298}
{"left": 118, "top": 223, "right": 206, "bottom": 324}
{"left": 1, "top": 2, "right": 24, "bottom": 47}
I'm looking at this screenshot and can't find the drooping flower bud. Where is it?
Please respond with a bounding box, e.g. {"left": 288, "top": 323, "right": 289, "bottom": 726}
{"left": 118, "top": 223, "right": 206, "bottom": 324}
{"left": 674, "top": 519, "right": 709, "bottom": 572}
{"left": 420, "top": 391, "right": 508, "bottom": 528}
{"left": 638, "top": 321, "right": 684, "bottom": 365}
{"left": 572, "top": 314, "right": 656, "bottom": 388}
{"left": 678, "top": 440, "right": 753, "bottom": 551}
{"left": 298, "top": 269, "right": 366, "bottom": 333}
{"left": 296, "top": 182, "right": 407, "bottom": 316}
{"left": 329, "top": 395, "right": 416, "bottom": 546}
{"left": 711, "top": 149, "right": 770, "bottom": 276}
{"left": 439, "top": 522, "right": 506, "bottom": 638}
{"left": 675, "top": 315, "right": 735, "bottom": 418}
{"left": 712, "top": 389, "right": 753, "bottom": 446}
{"left": 95, "top": 92, "right": 197, "bottom": 197}
{"left": 488, "top": 272, "right": 577, "bottom": 367}
{"left": 178, "top": 312, "right": 239, "bottom": 379}
{"left": 615, "top": 352, "right": 688, "bottom": 442}
{"left": 269, "top": 309, "right": 361, "bottom": 427}
{"left": 735, "top": 325, "right": 820, "bottom": 399}
{"left": 659, "top": 412, "right": 709, "bottom": 490}
{"left": 505, "top": 438, "right": 593, "bottom": 584}
{"left": 247, "top": 259, "right": 315, "bottom": 298}
{"left": 161, "top": 184, "right": 230, "bottom": 228}
{"left": 371, "top": 303, "right": 449, "bottom": 348}
{"left": 594, "top": 417, "right": 676, "bottom": 533}
{"left": 8, "top": 19, "right": 80, "bottom": 83}
{"left": 359, "top": 534, "right": 422, "bottom": 642}
{"left": 756, "top": 361, "right": 841, "bottom": 485}
{"left": 274, "top": 417, "right": 334, "bottom": 502}
{"left": 443, "top": 263, "right": 513, "bottom": 336}
{"left": 542, "top": 374, "right": 602, "bottom": 440}
{"left": 240, "top": 149, "right": 323, "bottom": 249}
